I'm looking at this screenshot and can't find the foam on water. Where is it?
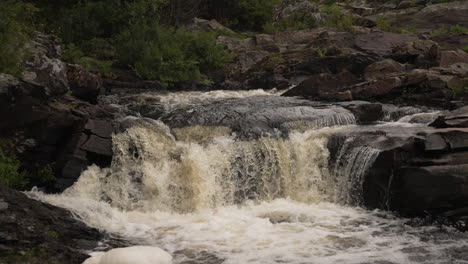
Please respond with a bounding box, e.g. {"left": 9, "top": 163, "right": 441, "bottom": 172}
{"left": 31, "top": 190, "right": 468, "bottom": 264}
{"left": 82, "top": 246, "right": 172, "bottom": 264}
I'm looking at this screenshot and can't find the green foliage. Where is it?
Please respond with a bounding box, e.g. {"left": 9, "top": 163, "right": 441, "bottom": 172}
{"left": 209, "top": 0, "right": 279, "bottom": 32}
{"left": 432, "top": 25, "right": 468, "bottom": 35}
{"left": 35, "top": 163, "right": 56, "bottom": 185}
{"left": 0, "top": 139, "right": 58, "bottom": 190}
{"left": 264, "top": 11, "right": 313, "bottom": 33}
{"left": 45, "top": 0, "right": 168, "bottom": 45}
{"left": 0, "top": 0, "right": 36, "bottom": 77}
{"left": 323, "top": 4, "right": 355, "bottom": 32}
{"left": 62, "top": 43, "right": 114, "bottom": 77}
{"left": 317, "top": 47, "right": 328, "bottom": 57}
{"left": 463, "top": 45, "right": 468, "bottom": 53}
{"left": 0, "top": 140, "right": 27, "bottom": 189}
{"left": 450, "top": 25, "right": 468, "bottom": 34}
{"left": 116, "top": 22, "right": 232, "bottom": 83}
{"left": 375, "top": 16, "right": 419, "bottom": 34}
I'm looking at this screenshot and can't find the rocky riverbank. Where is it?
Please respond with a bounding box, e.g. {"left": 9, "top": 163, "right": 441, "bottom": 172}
{"left": 0, "top": 0, "right": 467, "bottom": 262}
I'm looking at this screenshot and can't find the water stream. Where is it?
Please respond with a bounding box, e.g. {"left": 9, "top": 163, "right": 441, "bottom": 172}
{"left": 29, "top": 90, "right": 468, "bottom": 264}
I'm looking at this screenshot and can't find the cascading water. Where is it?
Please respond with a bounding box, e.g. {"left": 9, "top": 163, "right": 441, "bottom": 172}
{"left": 29, "top": 90, "right": 468, "bottom": 264}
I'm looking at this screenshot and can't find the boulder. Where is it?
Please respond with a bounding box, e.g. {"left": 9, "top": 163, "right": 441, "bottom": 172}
{"left": 352, "top": 76, "right": 404, "bottom": 99}
{"left": 363, "top": 59, "right": 405, "bottom": 81}
{"left": 337, "top": 101, "right": 384, "bottom": 123}
{"left": 390, "top": 165, "right": 468, "bottom": 214}
{"left": 439, "top": 50, "right": 468, "bottom": 68}
{"left": 283, "top": 71, "right": 359, "bottom": 97}
{"left": 67, "top": 64, "right": 103, "bottom": 102}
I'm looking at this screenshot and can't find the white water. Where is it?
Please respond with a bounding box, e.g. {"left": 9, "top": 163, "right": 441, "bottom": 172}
{"left": 83, "top": 246, "right": 172, "bottom": 264}
{"left": 29, "top": 91, "right": 468, "bottom": 264}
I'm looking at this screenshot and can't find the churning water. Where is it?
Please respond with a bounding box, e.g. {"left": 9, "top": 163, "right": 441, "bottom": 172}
{"left": 29, "top": 90, "right": 468, "bottom": 264}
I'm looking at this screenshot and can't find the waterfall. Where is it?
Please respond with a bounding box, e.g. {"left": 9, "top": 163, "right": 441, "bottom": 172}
{"left": 27, "top": 90, "right": 468, "bottom": 264}
{"left": 332, "top": 137, "right": 380, "bottom": 205}
{"left": 62, "top": 119, "right": 339, "bottom": 213}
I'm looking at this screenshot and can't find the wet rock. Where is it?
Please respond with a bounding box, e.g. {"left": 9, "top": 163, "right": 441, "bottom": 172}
{"left": 162, "top": 96, "right": 355, "bottom": 138}
{"left": 391, "top": 164, "right": 468, "bottom": 213}
{"left": 67, "top": 64, "right": 103, "bottom": 102}
{"left": 338, "top": 101, "right": 384, "bottom": 124}
{"left": 431, "top": 105, "right": 468, "bottom": 128}
{"left": 282, "top": 71, "right": 359, "bottom": 97}
{"left": 55, "top": 119, "right": 114, "bottom": 191}
{"left": 0, "top": 183, "right": 102, "bottom": 264}
{"left": 363, "top": 59, "right": 405, "bottom": 81}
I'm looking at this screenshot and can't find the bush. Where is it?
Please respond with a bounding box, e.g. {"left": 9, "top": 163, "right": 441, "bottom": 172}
{"left": 115, "top": 22, "right": 232, "bottom": 83}
{"left": 0, "top": 0, "right": 36, "bottom": 77}
{"left": 0, "top": 141, "right": 27, "bottom": 189}
{"left": 323, "top": 4, "right": 355, "bottom": 32}
{"left": 450, "top": 25, "right": 468, "bottom": 34}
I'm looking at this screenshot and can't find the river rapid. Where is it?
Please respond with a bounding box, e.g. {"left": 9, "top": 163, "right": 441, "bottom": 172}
{"left": 29, "top": 90, "right": 468, "bottom": 264}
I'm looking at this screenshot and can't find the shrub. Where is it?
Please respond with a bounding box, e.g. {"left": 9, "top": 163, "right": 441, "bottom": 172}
{"left": 450, "top": 25, "right": 468, "bottom": 34}
{"left": 0, "top": 140, "right": 27, "bottom": 189}
{"left": 0, "top": 0, "right": 36, "bottom": 77}
{"left": 323, "top": 4, "right": 355, "bottom": 32}
{"left": 115, "top": 22, "right": 232, "bottom": 83}
{"left": 264, "top": 11, "right": 313, "bottom": 33}
{"left": 62, "top": 43, "right": 114, "bottom": 77}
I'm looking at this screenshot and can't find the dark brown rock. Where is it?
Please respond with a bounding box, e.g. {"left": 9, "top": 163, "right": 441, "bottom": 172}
{"left": 0, "top": 183, "right": 102, "bottom": 264}
{"left": 393, "top": 1, "right": 468, "bottom": 32}
{"left": 352, "top": 76, "right": 403, "bottom": 99}
{"left": 431, "top": 106, "right": 468, "bottom": 128}
{"left": 363, "top": 59, "right": 404, "bottom": 81}
{"left": 67, "top": 64, "right": 103, "bottom": 102}
{"left": 439, "top": 50, "right": 468, "bottom": 68}
{"left": 283, "top": 71, "right": 359, "bottom": 97}
{"left": 353, "top": 32, "right": 419, "bottom": 56}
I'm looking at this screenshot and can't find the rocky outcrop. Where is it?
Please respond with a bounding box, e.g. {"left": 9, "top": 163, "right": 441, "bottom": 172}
{"left": 162, "top": 96, "right": 356, "bottom": 138}
{"left": 0, "top": 183, "right": 102, "bottom": 264}
{"left": 328, "top": 106, "right": 468, "bottom": 226}
{"left": 56, "top": 119, "right": 114, "bottom": 191}
{"left": 0, "top": 71, "right": 114, "bottom": 192}
{"left": 392, "top": 1, "right": 468, "bottom": 32}
{"left": 22, "top": 32, "right": 69, "bottom": 96}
